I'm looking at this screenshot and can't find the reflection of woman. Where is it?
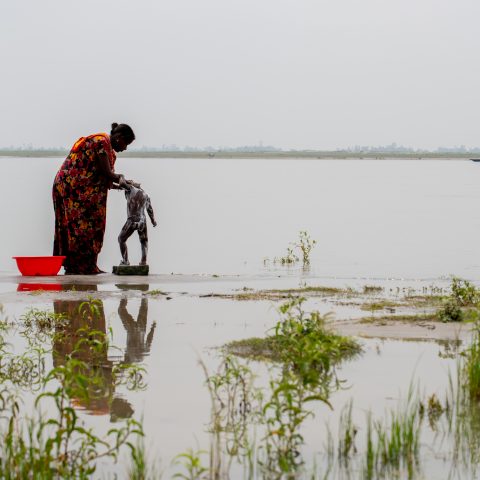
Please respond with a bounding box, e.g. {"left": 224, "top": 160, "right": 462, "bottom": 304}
{"left": 53, "top": 288, "right": 113, "bottom": 414}
{"left": 52, "top": 123, "right": 135, "bottom": 274}
{"left": 53, "top": 286, "right": 134, "bottom": 420}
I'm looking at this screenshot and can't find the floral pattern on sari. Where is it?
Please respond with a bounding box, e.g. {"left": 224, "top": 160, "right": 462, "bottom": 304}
{"left": 53, "top": 133, "right": 116, "bottom": 274}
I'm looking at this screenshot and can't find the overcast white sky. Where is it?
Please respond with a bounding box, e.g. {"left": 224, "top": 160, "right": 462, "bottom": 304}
{"left": 1, "top": 0, "right": 480, "bottom": 150}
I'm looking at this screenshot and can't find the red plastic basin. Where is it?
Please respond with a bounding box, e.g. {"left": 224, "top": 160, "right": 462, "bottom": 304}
{"left": 12, "top": 256, "right": 66, "bottom": 276}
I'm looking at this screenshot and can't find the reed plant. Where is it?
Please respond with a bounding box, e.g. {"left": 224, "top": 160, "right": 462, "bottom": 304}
{"left": 447, "top": 321, "right": 480, "bottom": 476}
{"left": 338, "top": 400, "right": 357, "bottom": 466}
{"left": 360, "top": 388, "right": 421, "bottom": 479}
{"left": 464, "top": 324, "right": 480, "bottom": 401}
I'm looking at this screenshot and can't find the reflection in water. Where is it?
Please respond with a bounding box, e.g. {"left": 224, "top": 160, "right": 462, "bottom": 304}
{"left": 53, "top": 285, "right": 118, "bottom": 418}
{"left": 17, "top": 283, "right": 62, "bottom": 292}
{"left": 118, "top": 297, "right": 156, "bottom": 364}
{"left": 52, "top": 284, "right": 156, "bottom": 421}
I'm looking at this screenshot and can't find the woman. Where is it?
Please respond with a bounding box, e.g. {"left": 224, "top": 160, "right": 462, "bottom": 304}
{"left": 53, "top": 123, "right": 135, "bottom": 274}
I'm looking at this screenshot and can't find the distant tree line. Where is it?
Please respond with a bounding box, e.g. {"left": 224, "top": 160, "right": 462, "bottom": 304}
{"left": 3, "top": 142, "right": 480, "bottom": 154}
{"left": 340, "top": 143, "right": 480, "bottom": 154}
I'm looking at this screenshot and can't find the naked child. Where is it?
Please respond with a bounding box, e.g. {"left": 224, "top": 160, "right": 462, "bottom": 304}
{"left": 118, "top": 184, "right": 157, "bottom": 266}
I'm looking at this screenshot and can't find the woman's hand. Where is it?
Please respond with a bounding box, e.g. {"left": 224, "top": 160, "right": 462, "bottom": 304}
{"left": 118, "top": 175, "right": 127, "bottom": 187}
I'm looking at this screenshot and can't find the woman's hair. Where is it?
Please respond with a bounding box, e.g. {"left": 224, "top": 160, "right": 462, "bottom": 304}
{"left": 111, "top": 122, "right": 135, "bottom": 143}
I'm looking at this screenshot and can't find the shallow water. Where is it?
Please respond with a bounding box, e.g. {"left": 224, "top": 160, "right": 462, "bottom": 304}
{"left": 0, "top": 286, "right": 467, "bottom": 478}
{"left": 2, "top": 156, "right": 480, "bottom": 477}
{"left": 3, "top": 156, "right": 480, "bottom": 279}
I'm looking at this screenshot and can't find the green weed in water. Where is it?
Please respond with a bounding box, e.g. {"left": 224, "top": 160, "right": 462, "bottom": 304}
{"left": 425, "top": 393, "right": 445, "bottom": 430}
{"left": 295, "top": 230, "right": 317, "bottom": 266}
{"left": 274, "top": 231, "right": 317, "bottom": 267}
{"left": 146, "top": 289, "right": 168, "bottom": 296}
{"left": 437, "top": 277, "right": 480, "bottom": 322}
{"left": 438, "top": 298, "right": 464, "bottom": 323}
{"left": 363, "top": 285, "right": 384, "bottom": 294}
{"left": 193, "top": 298, "right": 360, "bottom": 478}
{"left": 227, "top": 297, "right": 360, "bottom": 377}
{"left": 450, "top": 277, "right": 480, "bottom": 307}
{"left": 362, "top": 387, "right": 421, "bottom": 479}
{"left": 127, "top": 433, "right": 162, "bottom": 480}
{"left": 439, "top": 324, "right": 480, "bottom": 477}
{"left": 172, "top": 449, "right": 209, "bottom": 479}
{"left": 203, "top": 355, "right": 261, "bottom": 479}
{"left": 463, "top": 324, "right": 480, "bottom": 401}
{"left": 338, "top": 400, "right": 357, "bottom": 466}
{"left": 277, "top": 245, "right": 299, "bottom": 266}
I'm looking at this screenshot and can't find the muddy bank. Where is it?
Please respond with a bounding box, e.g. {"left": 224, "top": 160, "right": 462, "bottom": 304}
{"left": 333, "top": 317, "right": 469, "bottom": 341}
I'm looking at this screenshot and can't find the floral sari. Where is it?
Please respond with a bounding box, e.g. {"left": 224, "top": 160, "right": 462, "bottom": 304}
{"left": 53, "top": 133, "right": 116, "bottom": 274}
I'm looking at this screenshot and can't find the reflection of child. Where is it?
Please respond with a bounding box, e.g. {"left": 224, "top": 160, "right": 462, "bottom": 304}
{"left": 118, "top": 297, "right": 156, "bottom": 363}
{"left": 118, "top": 185, "right": 157, "bottom": 266}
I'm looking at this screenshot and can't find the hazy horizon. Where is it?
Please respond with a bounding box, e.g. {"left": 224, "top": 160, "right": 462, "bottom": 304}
{"left": 2, "top": 0, "right": 480, "bottom": 151}
{"left": 3, "top": 148, "right": 480, "bottom": 154}
{"left": 2, "top": 143, "right": 480, "bottom": 154}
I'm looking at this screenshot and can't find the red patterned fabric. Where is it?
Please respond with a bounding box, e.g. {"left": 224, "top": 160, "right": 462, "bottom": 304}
{"left": 53, "top": 133, "right": 116, "bottom": 274}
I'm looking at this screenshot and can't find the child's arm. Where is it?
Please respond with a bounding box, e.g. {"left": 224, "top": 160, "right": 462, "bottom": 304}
{"left": 146, "top": 197, "right": 157, "bottom": 227}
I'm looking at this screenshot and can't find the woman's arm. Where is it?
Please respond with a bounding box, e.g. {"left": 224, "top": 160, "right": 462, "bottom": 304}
{"left": 111, "top": 179, "right": 141, "bottom": 190}
{"left": 97, "top": 151, "right": 125, "bottom": 184}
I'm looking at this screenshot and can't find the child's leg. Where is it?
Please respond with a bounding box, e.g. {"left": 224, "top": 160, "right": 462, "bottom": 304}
{"left": 138, "top": 224, "right": 149, "bottom": 265}
{"left": 118, "top": 220, "right": 136, "bottom": 265}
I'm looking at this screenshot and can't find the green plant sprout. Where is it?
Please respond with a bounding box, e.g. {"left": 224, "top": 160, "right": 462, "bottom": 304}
{"left": 295, "top": 230, "right": 317, "bottom": 266}
{"left": 274, "top": 231, "right": 317, "bottom": 267}
{"left": 172, "top": 449, "right": 209, "bottom": 479}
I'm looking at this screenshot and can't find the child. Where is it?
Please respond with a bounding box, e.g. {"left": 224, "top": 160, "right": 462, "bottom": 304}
{"left": 118, "top": 184, "right": 157, "bottom": 266}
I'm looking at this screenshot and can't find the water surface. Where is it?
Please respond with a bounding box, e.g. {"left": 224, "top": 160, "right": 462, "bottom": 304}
{"left": 3, "top": 157, "right": 480, "bottom": 279}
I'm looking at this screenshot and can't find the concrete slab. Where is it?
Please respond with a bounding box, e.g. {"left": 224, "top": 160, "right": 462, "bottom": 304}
{"left": 112, "top": 265, "right": 149, "bottom": 275}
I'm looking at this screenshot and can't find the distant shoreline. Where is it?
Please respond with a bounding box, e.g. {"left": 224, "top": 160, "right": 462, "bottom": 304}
{"left": 0, "top": 150, "right": 478, "bottom": 160}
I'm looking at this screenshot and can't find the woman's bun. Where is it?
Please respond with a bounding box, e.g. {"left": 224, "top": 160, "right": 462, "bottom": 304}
{"left": 110, "top": 122, "right": 135, "bottom": 143}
